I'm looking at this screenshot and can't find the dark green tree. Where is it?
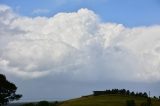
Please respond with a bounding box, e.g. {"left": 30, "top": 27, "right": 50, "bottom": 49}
{"left": 130, "top": 92, "right": 135, "bottom": 96}
{"left": 126, "top": 90, "right": 130, "bottom": 95}
{"left": 143, "top": 92, "right": 148, "bottom": 98}
{"left": 0, "top": 74, "right": 22, "bottom": 105}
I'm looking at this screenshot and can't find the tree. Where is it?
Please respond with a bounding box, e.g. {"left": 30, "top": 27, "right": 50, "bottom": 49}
{"left": 0, "top": 74, "right": 22, "bottom": 105}
{"left": 153, "top": 96, "right": 157, "bottom": 99}
{"left": 126, "top": 90, "right": 130, "bottom": 95}
{"left": 143, "top": 92, "right": 148, "bottom": 98}
{"left": 130, "top": 92, "right": 135, "bottom": 96}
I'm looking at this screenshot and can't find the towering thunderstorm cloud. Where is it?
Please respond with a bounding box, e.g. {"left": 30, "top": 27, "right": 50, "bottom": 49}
{"left": 0, "top": 4, "right": 160, "bottom": 82}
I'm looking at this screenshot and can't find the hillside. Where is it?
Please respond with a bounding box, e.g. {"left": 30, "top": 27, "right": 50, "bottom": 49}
{"left": 59, "top": 95, "right": 160, "bottom": 106}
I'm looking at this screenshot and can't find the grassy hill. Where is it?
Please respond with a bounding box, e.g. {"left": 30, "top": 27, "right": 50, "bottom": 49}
{"left": 59, "top": 94, "right": 160, "bottom": 106}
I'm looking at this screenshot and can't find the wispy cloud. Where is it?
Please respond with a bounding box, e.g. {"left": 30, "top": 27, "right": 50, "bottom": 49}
{"left": 32, "top": 8, "right": 50, "bottom": 15}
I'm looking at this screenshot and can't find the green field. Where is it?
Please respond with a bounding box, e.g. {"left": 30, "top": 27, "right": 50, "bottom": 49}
{"left": 59, "top": 95, "right": 160, "bottom": 106}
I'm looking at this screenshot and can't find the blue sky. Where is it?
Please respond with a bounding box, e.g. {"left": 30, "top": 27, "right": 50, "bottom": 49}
{"left": 1, "top": 0, "right": 160, "bottom": 27}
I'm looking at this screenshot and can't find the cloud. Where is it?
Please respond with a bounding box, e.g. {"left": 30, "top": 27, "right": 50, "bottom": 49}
{"left": 0, "top": 4, "right": 160, "bottom": 82}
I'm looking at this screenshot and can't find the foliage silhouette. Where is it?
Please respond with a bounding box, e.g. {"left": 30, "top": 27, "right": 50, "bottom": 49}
{"left": 0, "top": 74, "right": 22, "bottom": 105}
{"left": 22, "top": 103, "right": 35, "bottom": 106}
{"left": 37, "top": 101, "right": 50, "bottom": 106}
{"left": 93, "top": 89, "right": 148, "bottom": 98}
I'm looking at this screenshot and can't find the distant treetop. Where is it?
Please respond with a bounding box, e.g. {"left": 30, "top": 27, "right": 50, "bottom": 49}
{"left": 93, "top": 89, "right": 148, "bottom": 98}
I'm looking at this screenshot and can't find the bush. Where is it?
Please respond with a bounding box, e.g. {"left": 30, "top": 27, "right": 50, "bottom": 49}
{"left": 22, "top": 103, "right": 35, "bottom": 106}
{"left": 141, "top": 102, "right": 148, "bottom": 106}
{"left": 140, "top": 98, "right": 152, "bottom": 106}
{"left": 37, "top": 101, "right": 50, "bottom": 106}
{"left": 141, "top": 102, "right": 152, "bottom": 106}
{"left": 126, "top": 100, "right": 136, "bottom": 106}
{"left": 50, "top": 101, "right": 58, "bottom": 106}
{"left": 147, "top": 98, "right": 151, "bottom": 106}
{"left": 50, "top": 103, "right": 57, "bottom": 106}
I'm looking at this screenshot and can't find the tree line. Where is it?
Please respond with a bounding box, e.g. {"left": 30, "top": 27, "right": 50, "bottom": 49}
{"left": 93, "top": 89, "right": 148, "bottom": 98}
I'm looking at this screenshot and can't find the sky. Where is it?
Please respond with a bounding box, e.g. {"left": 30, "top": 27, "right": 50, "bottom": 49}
{"left": 0, "top": 0, "right": 160, "bottom": 102}
{"left": 1, "top": 0, "right": 160, "bottom": 27}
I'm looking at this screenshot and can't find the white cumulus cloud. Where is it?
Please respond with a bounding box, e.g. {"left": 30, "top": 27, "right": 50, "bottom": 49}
{"left": 0, "top": 4, "right": 160, "bottom": 82}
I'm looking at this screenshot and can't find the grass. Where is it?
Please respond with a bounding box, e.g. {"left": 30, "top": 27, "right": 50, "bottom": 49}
{"left": 59, "top": 94, "right": 160, "bottom": 106}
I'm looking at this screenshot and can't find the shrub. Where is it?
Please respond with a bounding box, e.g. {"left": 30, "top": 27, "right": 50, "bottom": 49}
{"left": 140, "top": 98, "right": 152, "bottom": 106}
{"left": 50, "top": 101, "right": 59, "bottom": 106}
{"left": 37, "top": 101, "right": 50, "bottom": 106}
{"left": 141, "top": 102, "right": 148, "bottom": 106}
{"left": 22, "top": 103, "right": 35, "bottom": 106}
{"left": 147, "top": 98, "right": 151, "bottom": 106}
{"left": 126, "top": 100, "right": 136, "bottom": 106}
